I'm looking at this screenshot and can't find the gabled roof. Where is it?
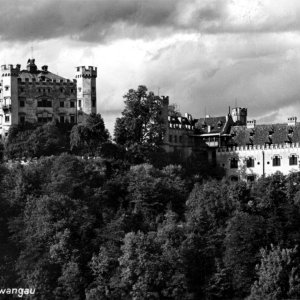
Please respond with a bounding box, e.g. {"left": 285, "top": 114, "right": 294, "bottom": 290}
{"left": 195, "top": 116, "right": 228, "bottom": 134}
{"left": 168, "top": 115, "right": 193, "bottom": 126}
{"left": 230, "top": 123, "right": 300, "bottom": 146}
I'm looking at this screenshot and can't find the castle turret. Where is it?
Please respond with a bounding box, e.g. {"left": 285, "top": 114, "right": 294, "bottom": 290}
{"left": 27, "top": 58, "right": 37, "bottom": 73}
{"left": 0, "top": 64, "right": 20, "bottom": 136}
{"left": 231, "top": 107, "right": 247, "bottom": 125}
{"left": 75, "top": 66, "right": 97, "bottom": 123}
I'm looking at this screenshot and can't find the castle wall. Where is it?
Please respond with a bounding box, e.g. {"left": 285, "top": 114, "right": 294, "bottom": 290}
{"left": 217, "top": 143, "right": 300, "bottom": 180}
{"left": 0, "top": 64, "right": 20, "bottom": 136}
{"left": 0, "top": 61, "right": 97, "bottom": 137}
{"left": 17, "top": 78, "right": 77, "bottom": 125}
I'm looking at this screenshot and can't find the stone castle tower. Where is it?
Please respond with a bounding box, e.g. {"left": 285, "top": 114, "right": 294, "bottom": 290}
{"left": 0, "top": 59, "right": 98, "bottom": 137}
{"left": 231, "top": 107, "right": 247, "bottom": 125}
{"left": 0, "top": 64, "right": 21, "bottom": 132}
{"left": 75, "top": 66, "right": 97, "bottom": 123}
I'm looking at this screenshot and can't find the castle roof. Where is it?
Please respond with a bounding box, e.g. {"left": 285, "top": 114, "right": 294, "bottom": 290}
{"left": 194, "top": 116, "right": 229, "bottom": 134}
{"left": 230, "top": 123, "right": 300, "bottom": 146}
{"left": 18, "top": 69, "right": 68, "bottom": 82}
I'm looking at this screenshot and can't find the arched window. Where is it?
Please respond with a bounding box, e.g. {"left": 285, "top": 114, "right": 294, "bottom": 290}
{"left": 289, "top": 154, "right": 298, "bottom": 166}
{"left": 230, "top": 157, "right": 238, "bottom": 169}
{"left": 273, "top": 155, "right": 281, "bottom": 167}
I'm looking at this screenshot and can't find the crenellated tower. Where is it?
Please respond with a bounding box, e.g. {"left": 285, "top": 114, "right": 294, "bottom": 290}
{"left": 75, "top": 66, "right": 97, "bottom": 123}
{"left": 0, "top": 64, "right": 20, "bottom": 135}
{"left": 231, "top": 107, "right": 247, "bottom": 125}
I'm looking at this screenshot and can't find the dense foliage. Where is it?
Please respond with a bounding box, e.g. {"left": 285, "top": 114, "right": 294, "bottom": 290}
{"left": 1, "top": 153, "right": 300, "bottom": 299}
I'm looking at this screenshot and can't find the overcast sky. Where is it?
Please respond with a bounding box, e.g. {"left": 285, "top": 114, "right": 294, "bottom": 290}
{"left": 1, "top": 0, "right": 300, "bottom": 134}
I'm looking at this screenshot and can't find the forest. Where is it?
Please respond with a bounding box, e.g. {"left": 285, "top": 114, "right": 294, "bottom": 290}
{"left": 1, "top": 86, "right": 300, "bottom": 299}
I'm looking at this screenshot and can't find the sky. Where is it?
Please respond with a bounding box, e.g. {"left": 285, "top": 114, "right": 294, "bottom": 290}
{"left": 1, "top": 0, "right": 300, "bottom": 134}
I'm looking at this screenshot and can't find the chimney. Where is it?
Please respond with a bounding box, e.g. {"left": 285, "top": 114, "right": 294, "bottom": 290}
{"left": 42, "top": 65, "right": 48, "bottom": 72}
{"left": 184, "top": 113, "right": 193, "bottom": 121}
{"left": 288, "top": 117, "right": 297, "bottom": 126}
{"left": 247, "top": 120, "right": 256, "bottom": 129}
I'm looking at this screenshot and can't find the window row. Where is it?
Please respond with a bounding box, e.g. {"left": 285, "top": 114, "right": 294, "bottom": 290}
{"left": 36, "top": 100, "right": 76, "bottom": 108}
{"left": 18, "top": 87, "right": 76, "bottom": 94}
{"left": 230, "top": 155, "right": 298, "bottom": 169}
{"left": 19, "top": 115, "right": 76, "bottom": 124}
{"left": 169, "top": 134, "right": 183, "bottom": 143}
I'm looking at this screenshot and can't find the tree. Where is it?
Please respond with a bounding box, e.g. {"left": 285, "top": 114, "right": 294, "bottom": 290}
{"left": 5, "top": 122, "right": 69, "bottom": 159}
{"left": 126, "top": 164, "right": 187, "bottom": 222}
{"left": 114, "top": 85, "right": 166, "bottom": 147}
{"left": 70, "top": 113, "right": 109, "bottom": 155}
{"left": 118, "top": 214, "right": 188, "bottom": 299}
{"left": 224, "top": 211, "right": 266, "bottom": 297}
{"left": 248, "top": 245, "right": 300, "bottom": 300}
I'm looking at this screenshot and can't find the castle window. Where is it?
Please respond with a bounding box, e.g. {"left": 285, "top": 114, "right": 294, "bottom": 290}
{"left": 78, "top": 87, "right": 82, "bottom": 92}
{"left": 5, "top": 115, "right": 9, "bottom": 122}
{"left": 70, "top": 101, "right": 75, "bottom": 108}
{"left": 71, "top": 89, "right": 74, "bottom": 93}
{"left": 20, "top": 100, "right": 25, "bottom": 107}
{"left": 246, "top": 157, "right": 254, "bottom": 168}
{"left": 247, "top": 175, "right": 255, "bottom": 182}
{"left": 70, "top": 115, "right": 75, "bottom": 123}
{"left": 60, "top": 88, "right": 63, "bottom": 93}
{"left": 20, "top": 116, "right": 25, "bottom": 124}
{"left": 273, "top": 155, "right": 281, "bottom": 167}
{"left": 92, "top": 99, "right": 96, "bottom": 107}
{"left": 230, "top": 157, "right": 238, "bottom": 169}
{"left": 289, "top": 155, "right": 298, "bottom": 166}
{"left": 179, "top": 136, "right": 183, "bottom": 143}
{"left": 230, "top": 175, "right": 239, "bottom": 182}
{"left": 37, "top": 99, "right": 52, "bottom": 107}
{"left": 5, "top": 86, "right": 9, "bottom": 91}
{"left": 60, "top": 101, "right": 64, "bottom": 107}
{"left": 60, "top": 116, "right": 64, "bottom": 123}
{"left": 174, "top": 136, "right": 177, "bottom": 143}
{"left": 48, "top": 88, "right": 51, "bottom": 93}
{"left": 78, "top": 100, "right": 81, "bottom": 108}
{"left": 169, "top": 135, "right": 173, "bottom": 143}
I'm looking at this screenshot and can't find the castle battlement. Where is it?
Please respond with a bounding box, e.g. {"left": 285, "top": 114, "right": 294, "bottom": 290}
{"left": 1, "top": 64, "right": 21, "bottom": 77}
{"left": 75, "top": 66, "right": 97, "bottom": 78}
{"left": 17, "top": 78, "right": 76, "bottom": 85}
{"left": 1, "top": 64, "right": 21, "bottom": 71}
{"left": 217, "top": 142, "right": 300, "bottom": 153}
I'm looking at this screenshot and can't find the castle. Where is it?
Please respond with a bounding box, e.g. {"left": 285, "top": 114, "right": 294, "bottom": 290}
{"left": 0, "top": 58, "right": 97, "bottom": 137}
{"left": 1, "top": 58, "right": 298, "bottom": 181}
{"left": 162, "top": 97, "right": 300, "bottom": 181}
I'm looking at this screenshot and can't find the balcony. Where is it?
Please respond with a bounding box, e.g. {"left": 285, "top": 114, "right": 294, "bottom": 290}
{"left": 2, "top": 104, "right": 11, "bottom": 112}
{"left": 205, "top": 141, "right": 219, "bottom": 147}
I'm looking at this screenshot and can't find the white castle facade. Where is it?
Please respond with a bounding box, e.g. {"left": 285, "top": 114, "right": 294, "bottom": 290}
{"left": 162, "top": 96, "right": 300, "bottom": 181}
{"left": 0, "top": 58, "right": 97, "bottom": 137}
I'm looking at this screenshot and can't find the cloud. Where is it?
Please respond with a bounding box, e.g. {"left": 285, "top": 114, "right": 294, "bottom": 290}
{"left": 2, "top": 0, "right": 300, "bottom": 135}
{"left": 2, "top": 0, "right": 300, "bottom": 43}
